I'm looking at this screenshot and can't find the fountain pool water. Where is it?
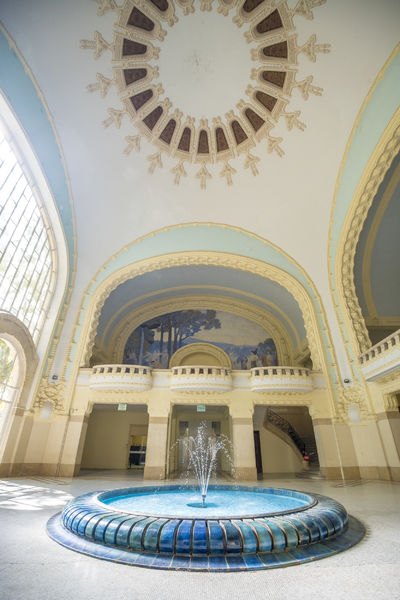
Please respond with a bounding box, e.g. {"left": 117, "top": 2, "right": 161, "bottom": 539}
{"left": 47, "top": 422, "right": 364, "bottom": 570}
{"left": 47, "top": 483, "right": 364, "bottom": 571}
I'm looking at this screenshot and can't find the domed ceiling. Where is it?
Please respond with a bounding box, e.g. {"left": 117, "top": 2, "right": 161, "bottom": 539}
{"left": 1, "top": 0, "right": 399, "bottom": 363}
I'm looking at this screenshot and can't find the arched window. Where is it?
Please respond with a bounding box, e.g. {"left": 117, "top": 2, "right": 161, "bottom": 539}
{"left": 0, "top": 337, "right": 20, "bottom": 444}
{"left": 0, "top": 125, "right": 56, "bottom": 343}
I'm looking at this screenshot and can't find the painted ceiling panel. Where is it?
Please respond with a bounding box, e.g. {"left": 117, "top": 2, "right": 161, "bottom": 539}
{"left": 96, "top": 265, "right": 306, "bottom": 344}
{"left": 354, "top": 152, "right": 400, "bottom": 318}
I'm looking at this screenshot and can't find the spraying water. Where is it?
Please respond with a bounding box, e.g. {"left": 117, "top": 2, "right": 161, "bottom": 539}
{"left": 175, "top": 421, "right": 234, "bottom": 506}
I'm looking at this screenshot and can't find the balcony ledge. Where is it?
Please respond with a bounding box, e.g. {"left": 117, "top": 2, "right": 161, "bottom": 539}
{"left": 359, "top": 330, "right": 400, "bottom": 382}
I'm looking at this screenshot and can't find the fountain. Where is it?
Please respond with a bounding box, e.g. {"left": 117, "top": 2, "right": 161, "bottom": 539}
{"left": 47, "top": 423, "right": 364, "bottom": 571}
{"left": 174, "top": 421, "right": 234, "bottom": 507}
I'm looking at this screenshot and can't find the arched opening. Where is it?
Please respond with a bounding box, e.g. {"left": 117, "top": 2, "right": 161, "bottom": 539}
{"left": 0, "top": 337, "right": 20, "bottom": 448}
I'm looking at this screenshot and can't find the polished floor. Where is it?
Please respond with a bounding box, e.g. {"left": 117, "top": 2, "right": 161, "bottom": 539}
{"left": 0, "top": 471, "right": 399, "bottom": 600}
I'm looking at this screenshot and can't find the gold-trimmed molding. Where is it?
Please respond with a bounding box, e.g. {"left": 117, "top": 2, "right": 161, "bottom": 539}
{"left": 99, "top": 284, "right": 301, "bottom": 348}
{"left": 103, "top": 294, "right": 295, "bottom": 367}
{"left": 64, "top": 251, "right": 337, "bottom": 410}
{"left": 328, "top": 42, "right": 400, "bottom": 377}
{"left": 335, "top": 110, "right": 400, "bottom": 355}
{"left": 361, "top": 161, "right": 400, "bottom": 319}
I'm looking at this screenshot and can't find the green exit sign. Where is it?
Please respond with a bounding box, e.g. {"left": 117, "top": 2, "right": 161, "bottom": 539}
{"left": 118, "top": 403, "right": 127, "bottom": 411}
{"left": 197, "top": 404, "right": 206, "bottom": 412}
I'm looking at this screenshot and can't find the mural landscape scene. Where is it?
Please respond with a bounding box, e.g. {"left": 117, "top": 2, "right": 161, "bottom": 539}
{"left": 123, "top": 309, "right": 277, "bottom": 369}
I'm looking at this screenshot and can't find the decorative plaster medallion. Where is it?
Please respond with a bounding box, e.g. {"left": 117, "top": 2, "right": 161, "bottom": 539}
{"left": 82, "top": 0, "right": 329, "bottom": 188}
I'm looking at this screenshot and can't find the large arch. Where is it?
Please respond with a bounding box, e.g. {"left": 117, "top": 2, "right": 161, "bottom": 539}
{"left": 0, "top": 25, "right": 76, "bottom": 379}
{"left": 63, "top": 223, "right": 340, "bottom": 411}
{"left": 329, "top": 44, "right": 400, "bottom": 365}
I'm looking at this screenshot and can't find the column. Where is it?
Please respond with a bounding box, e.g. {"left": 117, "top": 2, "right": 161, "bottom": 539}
{"left": 229, "top": 396, "right": 257, "bottom": 481}
{"left": 143, "top": 396, "right": 170, "bottom": 480}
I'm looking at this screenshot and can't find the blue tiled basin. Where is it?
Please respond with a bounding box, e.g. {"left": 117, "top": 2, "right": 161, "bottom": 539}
{"left": 47, "top": 485, "right": 365, "bottom": 571}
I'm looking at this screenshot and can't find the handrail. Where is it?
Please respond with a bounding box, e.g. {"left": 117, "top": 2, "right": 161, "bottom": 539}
{"left": 359, "top": 329, "right": 400, "bottom": 364}
{"left": 265, "top": 408, "right": 305, "bottom": 455}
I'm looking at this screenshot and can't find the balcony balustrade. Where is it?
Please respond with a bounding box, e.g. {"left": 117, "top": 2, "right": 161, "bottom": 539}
{"left": 359, "top": 329, "right": 400, "bottom": 382}
{"left": 169, "top": 365, "right": 232, "bottom": 392}
{"left": 87, "top": 364, "right": 315, "bottom": 393}
{"left": 90, "top": 365, "right": 152, "bottom": 390}
{"left": 250, "top": 366, "right": 313, "bottom": 392}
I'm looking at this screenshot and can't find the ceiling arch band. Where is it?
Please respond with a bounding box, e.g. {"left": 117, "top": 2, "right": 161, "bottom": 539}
{"left": 329, "top": 44, "right": 400, "bottom": 371}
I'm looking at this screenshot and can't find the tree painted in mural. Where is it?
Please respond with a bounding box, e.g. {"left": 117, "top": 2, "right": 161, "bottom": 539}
{"left": 123, "top": 310, "right": 221, "bottom": 367}
{"left": 123, "top": 309, "right": 278, "bottom": 369}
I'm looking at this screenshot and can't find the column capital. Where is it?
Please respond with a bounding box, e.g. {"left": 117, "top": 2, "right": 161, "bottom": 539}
{"left": 228, "top": 396, "right": 254, "bottom": 419}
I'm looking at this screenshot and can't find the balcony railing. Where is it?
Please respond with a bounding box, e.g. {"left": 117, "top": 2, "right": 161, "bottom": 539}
{"left": 250, "top": 366, "right": 313, "bottom": 392}
{"left": 169, "top": 366, "right": 232, "bottom": 392}
{"left": 90, "top": 365, "right": 152, "bottom": 390}
{"left": 359, "top": 329, "right": 400, "bottom": 382}
{"left": 86, "top": 364, "right": 315, "bottom": 393}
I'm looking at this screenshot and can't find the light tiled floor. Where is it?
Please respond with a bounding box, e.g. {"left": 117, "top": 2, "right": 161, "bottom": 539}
{"left": 0, "top": 471, "right": 399, "bottom": 600}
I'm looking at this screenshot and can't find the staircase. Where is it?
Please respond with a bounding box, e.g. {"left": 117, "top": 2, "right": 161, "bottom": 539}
{"left": 264, "top": 408, "right": 324, "bottom": 478}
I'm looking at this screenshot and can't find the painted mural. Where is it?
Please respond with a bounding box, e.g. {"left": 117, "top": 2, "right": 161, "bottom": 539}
{"left": 123, "top": 310, "right": 277, "bottom": 369}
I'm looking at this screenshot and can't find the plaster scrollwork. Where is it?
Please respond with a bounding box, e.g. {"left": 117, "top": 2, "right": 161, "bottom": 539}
{"left": 81, "top": 0, "right": 329, "bottom": 187}
{"left": 334, "top": 384, "right": 371, "bottom": 424}
{"left": 338, "top": 122, "right": 400, "bottom": 354}
{"left": 34, "top": 378, "right": 66, "bottom": 415}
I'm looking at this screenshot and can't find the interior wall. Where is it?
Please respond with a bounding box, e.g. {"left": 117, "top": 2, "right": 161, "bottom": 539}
{"left": 258, "top": 428, "right": 303, "bottom": 475}
{"left": 81, "top": 407, "right": 148, "bottom": 470}
{"left": 168, "top": 406, "right": 231, "bottom": 475}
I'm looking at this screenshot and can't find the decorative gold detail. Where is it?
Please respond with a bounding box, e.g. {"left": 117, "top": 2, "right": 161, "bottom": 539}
{"left": 296, "top": 34, "right": 331, "bottom": 62}
{"left": 102, "top": 107, "right": 126, "bottom": 128}
{"left": 34, "top": 378, "right": 66, "bottom": 414}
{"left": 87, "top": 72, "right": 115, "bottom": 98}
{"left": 82, "top": 0, "right": 329, "bottom": 185}
{"left": 244, "top": 152, "right": 260, "bottom": 176}
{"left": 124, "top": 135, "right": 141, "bottom": 154}
{"left": 93, "top": 0, "right": 121, "bottom": 17}
{"left": 196, "top": 163, "right": 212, "bottom": 190}
{"left": 171, "top": 160, "right": 187, "bottom": 185}
{"left": 335, "top": 384, "right": 371, "bottom": 423}
{"left": 80, "top": 31, "right": 113, "bottom": 59}
{"left": 147, "top": 152, "right": 163, "bottom": 173}
{"left": 291, "top": 0, "right": 326, "bottom": 21}
{"left": 337, "top": 119, "right": 400, "bottom": 353}
{"left": 220, "top": 161, "right": 236, "bottom": 185}
{"left": 361, "top": 163, "right": 400, "bottom": 320}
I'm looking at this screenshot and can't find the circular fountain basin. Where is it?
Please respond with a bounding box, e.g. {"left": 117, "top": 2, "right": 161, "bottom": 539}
{"left": 47, "top": 485, "right": 365, "bottom": 571}
{"left": 101, "top": 486, "right": 315, "bottom": 518}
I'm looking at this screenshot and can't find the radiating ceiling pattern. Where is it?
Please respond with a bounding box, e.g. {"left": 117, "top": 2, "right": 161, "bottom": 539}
{"left": 81, "top": 0, "right": 330, "bottom": 187}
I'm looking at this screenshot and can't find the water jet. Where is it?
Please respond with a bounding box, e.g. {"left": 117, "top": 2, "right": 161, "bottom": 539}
{"left": 47, "top": 423, "right": 364, "bottom": 571}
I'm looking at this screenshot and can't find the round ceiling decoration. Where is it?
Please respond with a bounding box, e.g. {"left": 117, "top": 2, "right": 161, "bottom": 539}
{"left": 82, "top": 0, "right": 330, "bottom": 188}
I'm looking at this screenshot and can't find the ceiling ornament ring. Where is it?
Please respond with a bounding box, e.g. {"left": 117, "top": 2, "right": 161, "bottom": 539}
{"left": 82, "top": 0, "right": 329, "bottom": 188}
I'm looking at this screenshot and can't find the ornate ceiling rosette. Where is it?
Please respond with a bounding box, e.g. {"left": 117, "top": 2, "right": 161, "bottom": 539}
{"left": 81, "top": 0, "right": 330, "bottom": 188}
